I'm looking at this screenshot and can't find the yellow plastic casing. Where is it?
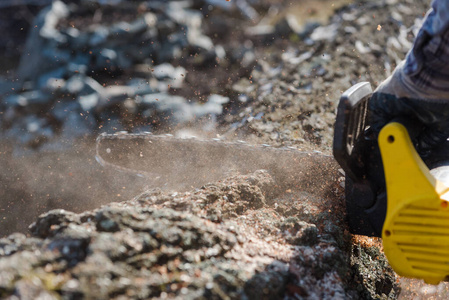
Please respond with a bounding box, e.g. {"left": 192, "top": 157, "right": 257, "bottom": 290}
{"left": 379, "top": 122, "right": 449, "bottom": 284}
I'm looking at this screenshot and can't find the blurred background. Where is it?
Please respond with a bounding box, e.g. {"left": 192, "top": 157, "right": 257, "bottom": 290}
{"left": 0, "top": 0, "right": 427, "bottom": 236}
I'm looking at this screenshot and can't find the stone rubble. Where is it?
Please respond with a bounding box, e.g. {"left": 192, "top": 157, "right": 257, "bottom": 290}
{"left": 1, "top": 0, "right": 237, "bottom": 152}
{"left": 0, "top": 171, "right": 398, "bottom": 299}
{"left": 0, "top": 0, "right": 438, "bottom": 298}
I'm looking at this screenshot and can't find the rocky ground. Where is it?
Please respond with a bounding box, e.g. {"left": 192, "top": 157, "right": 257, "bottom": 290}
{"left": 0, "top": 169, "right": 400, "bottom": 299}
{"left": 2, "top": 0, "right": 449, "bottom": 298}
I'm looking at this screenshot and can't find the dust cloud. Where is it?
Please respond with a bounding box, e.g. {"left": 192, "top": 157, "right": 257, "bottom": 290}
{"left": 96, "top": 132, "right": 340, "bottom": 198}
{"left": 0, "top": 129, "right": 340, "bottom": 237}
{"left": 0, "top": 137, "right": 149, "bottom": 237}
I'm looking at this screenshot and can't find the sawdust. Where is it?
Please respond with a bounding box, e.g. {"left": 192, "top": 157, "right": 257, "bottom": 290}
{"left": 352, "top": 235, "right": 383, "bottom": 250}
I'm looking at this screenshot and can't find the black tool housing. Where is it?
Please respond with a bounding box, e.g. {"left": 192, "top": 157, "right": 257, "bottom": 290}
{"left": 333, "top": 82, "right": 386, "bottom": 237}
{"left": 334, "top": 82, "right": 449, "bottom": 237}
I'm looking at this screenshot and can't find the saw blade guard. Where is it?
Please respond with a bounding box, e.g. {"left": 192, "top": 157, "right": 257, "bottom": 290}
{"left": 333, "top": 82, "right": 388, "bottom": 237}
{"left": 333, "top": 82, "right": 372, "bottom": 180}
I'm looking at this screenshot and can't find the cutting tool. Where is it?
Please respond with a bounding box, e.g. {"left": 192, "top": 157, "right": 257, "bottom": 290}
{"left": 334, "top": 82, "right": 449, "bottom": 284}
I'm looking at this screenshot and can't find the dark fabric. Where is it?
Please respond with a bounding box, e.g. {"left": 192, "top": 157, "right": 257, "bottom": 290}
{"left": 369, "top": 92, "right": 449, "bottom": 154}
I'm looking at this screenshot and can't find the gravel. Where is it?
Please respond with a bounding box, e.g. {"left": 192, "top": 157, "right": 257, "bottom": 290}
{"left": 0, "top": 0, "right": 437, "bottom": 298}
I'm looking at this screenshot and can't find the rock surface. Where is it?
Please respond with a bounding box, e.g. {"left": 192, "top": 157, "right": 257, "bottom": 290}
{"left": 0, "top": 171, "right": 398, "bottom": 299}
{"left": 0, "top": 0, "right": 444, "bottom": 299}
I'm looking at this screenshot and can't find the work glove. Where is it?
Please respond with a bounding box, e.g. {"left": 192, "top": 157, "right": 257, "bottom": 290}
{"left": 369, "top": 62, "right": 449, "bottom": 156}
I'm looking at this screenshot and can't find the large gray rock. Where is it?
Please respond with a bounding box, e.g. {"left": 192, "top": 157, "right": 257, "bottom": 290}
{"left": 17, "top": 0, "right": 69, "bottom": 84}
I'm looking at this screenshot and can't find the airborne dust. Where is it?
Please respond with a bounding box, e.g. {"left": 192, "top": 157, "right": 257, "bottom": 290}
{"left": 1, "top": 0, "right": 449, "bottom": 299}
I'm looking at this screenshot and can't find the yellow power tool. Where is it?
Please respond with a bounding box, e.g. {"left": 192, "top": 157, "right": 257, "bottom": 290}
{"left": 334, "top": 82, "right": 449, "bottom": 284}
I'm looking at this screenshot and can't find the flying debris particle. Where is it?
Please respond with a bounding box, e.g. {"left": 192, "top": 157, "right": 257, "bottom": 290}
{"left": 377, "top": 24, "right": 382, "bottom": 31}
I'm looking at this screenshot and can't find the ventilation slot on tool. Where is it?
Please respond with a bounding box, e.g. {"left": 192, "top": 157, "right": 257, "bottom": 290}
{"left": 393, "top": 205, "right": 449, "bottom": 274}
{"left": 346, "top": 97, "right": 368, "bottom": 155}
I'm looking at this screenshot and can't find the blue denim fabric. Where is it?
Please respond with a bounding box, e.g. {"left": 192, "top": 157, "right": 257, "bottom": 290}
{"left": 403, "top": 0, "right": 449, "bottom": 91}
